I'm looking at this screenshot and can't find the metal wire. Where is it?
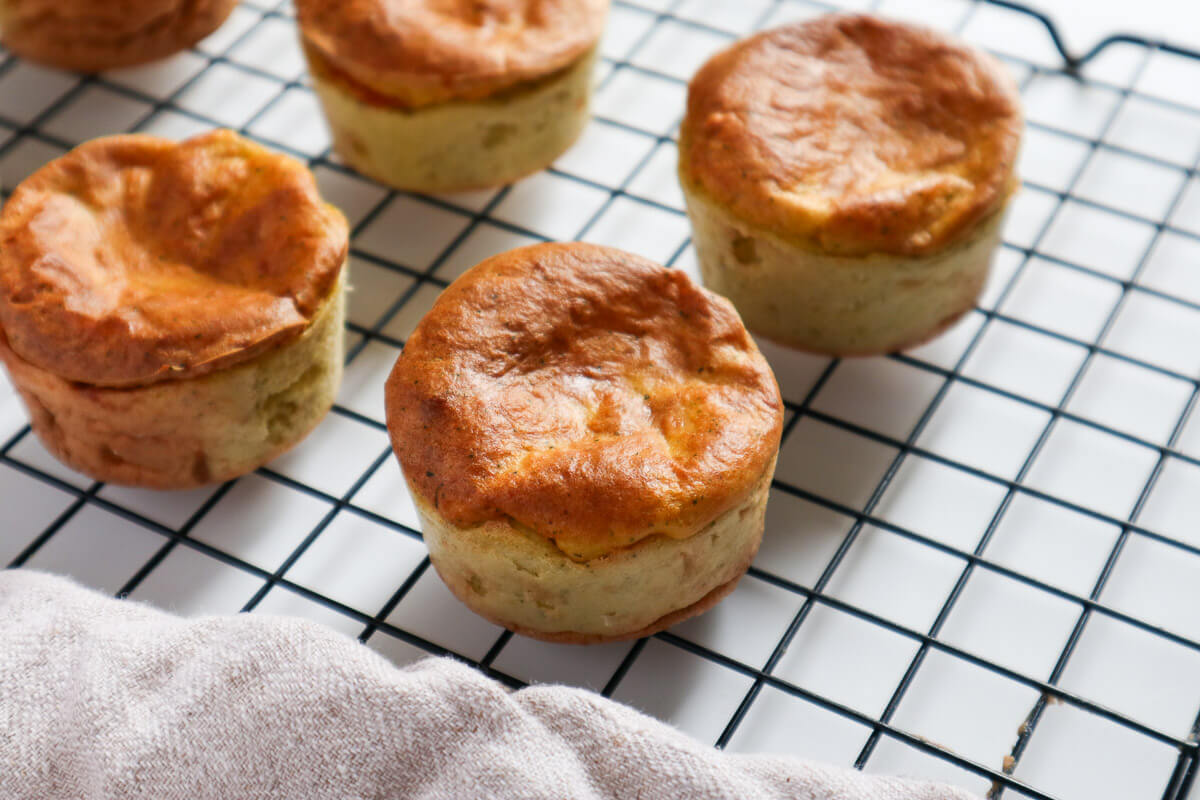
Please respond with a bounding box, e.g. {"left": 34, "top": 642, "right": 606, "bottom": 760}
{"left": 1, "top": 2, "right": 1198, "bottom": 798}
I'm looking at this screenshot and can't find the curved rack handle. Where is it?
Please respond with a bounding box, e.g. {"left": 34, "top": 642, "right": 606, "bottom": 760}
{"left": 984, "top": 0, "right": 1200, "bottom": 70}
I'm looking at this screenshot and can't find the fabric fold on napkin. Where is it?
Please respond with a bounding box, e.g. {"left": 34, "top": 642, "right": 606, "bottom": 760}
{"left": 0, "top": 569, "right": 976, "bottom": 800}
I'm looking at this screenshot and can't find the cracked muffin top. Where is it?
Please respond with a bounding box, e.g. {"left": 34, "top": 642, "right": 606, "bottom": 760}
{"left": 0, "top": 130, "right": 348, "bottom": 388}
{"left": 385, "top": 242, "right": 784, "bottom": 561}
{"left": 295, "top": 0, "right": 609, "bottom": 106}
{"left": 680, "top": 13, "right": 1022, "bottom": 257}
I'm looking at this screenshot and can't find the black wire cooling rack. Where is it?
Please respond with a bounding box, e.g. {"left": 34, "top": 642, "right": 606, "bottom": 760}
{"left": 1, "top": 1, "right": 1199, "bottom": 798}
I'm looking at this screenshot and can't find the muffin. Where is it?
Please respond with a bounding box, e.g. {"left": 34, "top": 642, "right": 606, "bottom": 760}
{"left": 385, "top": 243, "right": 783, "bottom": 643}
{"left": 0, "top": 0, "right": 237, "bottom": 72}
{"left": 0, "top": 130, "right": 349, "bottom": 489}
{"left": 295, "top": 0, "right": 608, "bottom": 193}
{"left": 679, "top": 14, "right": 1023, "bottom": 356}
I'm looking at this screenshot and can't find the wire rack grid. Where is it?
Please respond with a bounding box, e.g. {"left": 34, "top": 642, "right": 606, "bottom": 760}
{"left": 1, "top": 1, "right": 1200, "bottom": 798}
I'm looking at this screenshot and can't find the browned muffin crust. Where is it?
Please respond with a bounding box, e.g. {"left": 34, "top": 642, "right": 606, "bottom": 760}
{"left": 0, "top": 130, "right": 349, "bottom": 388}
{"left": 679, "top": 13, "right": 1022, "bottom": 257}
{"left": 0, "top": 0, "right": 238, "bottom": 72}
{"left": 294, "top": 0, "right": 608, "bottom": 107}
{"left": 385, "top": 243, "right": 784, "bottom": 562}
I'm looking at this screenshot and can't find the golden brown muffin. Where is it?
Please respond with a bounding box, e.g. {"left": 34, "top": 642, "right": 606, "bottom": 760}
{"left": 294, "top": 0, "right": 609, "bottom": 192}
{"left": 385, "top": 243, "right": 784, "bottom": 643}
{"left": 0, "top": 130, "right": 349, "bottom": 489}
{"left": 679, "top": 13, "right": 1023, "bottom": 356}
{"left": 0, "top": 0, "right": 238, "bottom": 72}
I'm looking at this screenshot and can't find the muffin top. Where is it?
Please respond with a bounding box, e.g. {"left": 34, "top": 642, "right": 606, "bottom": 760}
{"left": 385, "top": 243, "right": 783, "bottom": 561}
{"left": 0, "top": 0, "right": 234, "bottom": 72}
{"left": 296, "top": 0, "right": 609, "bottom": 107}
{"left": 679, "top": 14, "right": 1022, "bottom": 257}
{"left": 0, "top": 130, "right": 348, "bottom": 388}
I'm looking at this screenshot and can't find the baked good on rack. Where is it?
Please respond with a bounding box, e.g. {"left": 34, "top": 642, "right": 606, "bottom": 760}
{"left": 385, "top": 243, "right": 784, "bottom": 643}
{"left": 0, "top": 0, "right": 237, "bottom": 72}
{"left": 294, "top": 0, "right": 608, "bottom": 193}
{"left": 679, "top": 13, "right": 1023, "bottom": 356}
{"left": 0, "top": 130, "right": 349, "bottom": 489}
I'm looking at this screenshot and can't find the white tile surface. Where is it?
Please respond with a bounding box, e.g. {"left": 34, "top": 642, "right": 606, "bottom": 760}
{"left": 1105, "top": 97, "right": 1200, "bottom": 166}
{"left": 1024, "top": 419, "right": 1159, "bottom": 521}
{"left": 338, "top": 341, "right": 399, "bottom": 423}
{"left": 1038, "top": 200, "right": 1159, "bottom": 280}
{"left": 0, "top": 463, "right": 74, "bottom": 565}
{"left": 1104, "top": 290, "right": 1200, "bottom": 376}
{"left": 1141, "top": 231, "right": 1200, "bottom": 308}
{"left": 248, "top": 88, "right": 330, "bottom": 156}
{"left": 1102, "top": 536, "right": 1200, "bottom": 643}
{"left": 611, "top": 639, "right": 754, "bottom": 745}
{"left": 891, "top": 650, "right": 1038, "bottom": 769}
{"left": 1066, "top": 354, "right": 1192, "bottom": 445}
{"left": 961, "top": 319, "right": 1089, "bottom": 407}
{"left": 24, "top": 506, "right": 161, "bottom": 595}
{"left": 492, "top": 636, "right": 633, "bottom": 692}
{"left": 626, "top": 141, "right": 686, "bottom": 209}
{"left": 284, "top": 512, "right": 426, "bottom": 615}
{"left": 865, "top": 735, "right": 993, "bottom": 796}
{"left": 491, "top": 172, "right": 610, "bottom": 240}
{"left": 435, "top": 223, "right": 540, "bottom": 282}
{"left": 253, "top": 583, "right": 366, "bottom": 639}
{"left": 1014, "top": 703, "right": 1177, "bottom": 800}
{"left": 1002, "top": 186, "right": 1059, "bottom": 249}
{"left": 1000, "top": 258, "right": 1122, "bottom": 344}
{"left": 939, "top": 569, "right": 1081, "bottom": 680}
{"left": 916, "top": 381, "right": 1050, "bottom": 480}
{"left": 350, "top": 457, "right": 423, "bottom": 533}
{"left": 8, "top": 435, "right": 95, "bottom": 490}
{"left": 593, "top": 68, "right": 687, "bottom": 134}
{"left": 130, "top": 546, "right": 263, "bottom": 615}
{"left": 553, "top": 120, "right": 655, "bottom": 187}
{"left": 188, "top": 474, "right": 332, "bottom": 572}
{"left": 1019, "top": 127, "right": 1091, "bottom": 190}
{"left": 1140, "top": 457, "right": 1200, "bottom": 550}
{"left": 825, "top": 525, "right": 965, "bottom": 632}
{"left": 812, "top": 358, "right": 943, "bottom": 440}
{"left": 357, "top": 196, "right": 473, "bottom": 270}
{"left": 773, "top": 603, "right": 920, "bottom": 718}
{"left": 629, "top": 20, "right": 732, "bottom": 82}
{"left": 671, "top": 575, "right": 804, "bottom": 669}
{"left": 174, "top": 62, "right": 280, "bottom": 127}
{"left": 41, "top": 87, "right": 152, "bottom": 143}
{"left": 727, "top": 685, "right": 873, "bottom": 766}
{"left": 753, "top": 490, "right": 853, "bottom": 589}
{"left": 776, "top": 418, "right": 899, "bottom": 509}
{"left": 1022, "top": 75, "right": 1122, "bottom": 138}
{"left": 1061, "top": 613, "right": 1200, "bottom": 738}
{"left": 267, "top": 413, "right": 390, "bottom": 498}
{"left": 97, "top": 484, "right": 219, "bottom": 530}
{"left": 384, "top": 568, "right": 503, "bottom": 661}
{"left": 345, "top": 258, "right": 414, "bottom": 328}
{"left": 1073, "top": 149, "right": 1186, "bottom": 221}
{"left": 874, "top": 455, "right": 1007, "bottom": 552}
{"left": 0, "top": 63, "right": 78, "bottom": 124}
{"left": 581, "top": 195, "right": 691, "bottom": 264}
{"left": 985, "top": 494, "right": 1122, "bottom": 597}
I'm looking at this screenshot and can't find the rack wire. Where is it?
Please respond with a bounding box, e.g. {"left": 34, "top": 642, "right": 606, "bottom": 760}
{"left": 1, "top": 1, "right": 1199, "bottom": 798}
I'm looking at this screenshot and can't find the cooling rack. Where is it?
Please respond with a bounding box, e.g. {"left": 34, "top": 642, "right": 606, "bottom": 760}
{"left": 2, "top": 1, "right": 1199, "bottom": 798}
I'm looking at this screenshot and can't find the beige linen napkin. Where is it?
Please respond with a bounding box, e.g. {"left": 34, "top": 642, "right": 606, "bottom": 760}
{"left": 0, "top": 569, "right": 976, "bottom": 799}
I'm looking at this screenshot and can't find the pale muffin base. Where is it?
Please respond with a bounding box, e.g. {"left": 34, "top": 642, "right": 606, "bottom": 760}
{"left": 415, "top": 457, "right": 775, "bottom": 644}
{"left": 0, "top": 270, "right": 345, "bottom": 489}
{"left": 307, "top": 47, "right": 597, "bottom": 193}
{"left": 681, "top": 176, "right": 1011, "bottom": 356}
{"left": 0, "top": 0, "right": 237, "bottom": 72}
